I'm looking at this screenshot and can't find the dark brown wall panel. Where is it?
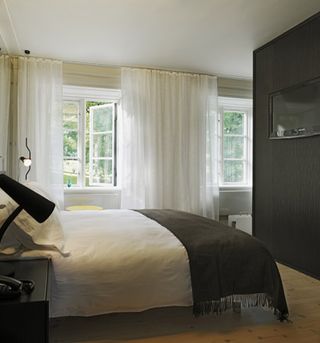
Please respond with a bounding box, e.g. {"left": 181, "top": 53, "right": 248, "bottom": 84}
{"left": 253, "top": 12, "right": 320, "bottom": 279}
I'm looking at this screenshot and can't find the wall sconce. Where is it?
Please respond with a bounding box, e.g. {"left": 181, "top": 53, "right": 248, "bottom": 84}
{"left": 19, "top": 138, "right": 32, "bottom": 180}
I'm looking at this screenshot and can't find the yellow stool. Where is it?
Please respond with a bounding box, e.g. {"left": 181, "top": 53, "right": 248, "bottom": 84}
{"left": 66, "top": 205, "right": 103, "bottom": 211}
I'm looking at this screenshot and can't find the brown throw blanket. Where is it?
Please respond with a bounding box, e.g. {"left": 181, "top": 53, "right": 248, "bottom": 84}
{"left": 136, "top": 209, "right": 288, "bottom": 321}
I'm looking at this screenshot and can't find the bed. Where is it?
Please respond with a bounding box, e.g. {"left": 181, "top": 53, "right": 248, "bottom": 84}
{"left": 0, "top": 184, "right": 288, "bottom": 321}
{"left": 1, "top": 206, "right": 288, "bottom": 320}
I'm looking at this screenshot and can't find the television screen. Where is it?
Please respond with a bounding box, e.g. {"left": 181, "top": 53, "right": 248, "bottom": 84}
{"left": 269, "top": 77, "right": 320, "bottom": 139}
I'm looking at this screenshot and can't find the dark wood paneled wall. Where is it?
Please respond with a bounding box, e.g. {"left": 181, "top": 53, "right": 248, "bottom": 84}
{"left": 253, "top": 12, "right": 320, "bottom": 279}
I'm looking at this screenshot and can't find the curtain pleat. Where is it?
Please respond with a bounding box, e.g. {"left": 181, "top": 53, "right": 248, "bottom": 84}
{"left": 0, "top": 55, "right": 11, "bottom": 173}
{"left": 17, "top": 57, "right": 64, "bottom": 207}
{"left": 120, "top": 67, "right": 219, "bottom": 219}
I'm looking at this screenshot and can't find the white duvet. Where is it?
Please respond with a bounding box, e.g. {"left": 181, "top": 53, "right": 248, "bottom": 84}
{"left": 26, "top": 210, "right": 193, "bottom": 317}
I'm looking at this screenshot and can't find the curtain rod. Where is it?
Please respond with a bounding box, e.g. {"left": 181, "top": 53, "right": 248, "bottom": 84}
{"left": 122, "top": 65, "right": 217, "bottom": 78}
{"left": 1, "top": 52, "right": 215, "bottom": 77}
{"left": 0, "top": 53, "right": 62, "bottom": 64}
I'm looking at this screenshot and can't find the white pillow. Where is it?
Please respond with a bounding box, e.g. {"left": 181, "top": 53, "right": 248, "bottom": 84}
{"left": 1, "top": 182, "right": 68, "bottom": 255}
{"left": 0, "top": 192, "right": 22, "bottom": 255}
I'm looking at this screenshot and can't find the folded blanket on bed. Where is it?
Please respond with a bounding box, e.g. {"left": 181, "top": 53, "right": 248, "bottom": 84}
{"left": 136, "top": 209, "right": 288, "bottom": 321}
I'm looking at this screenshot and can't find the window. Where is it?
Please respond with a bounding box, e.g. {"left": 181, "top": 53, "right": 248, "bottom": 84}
{"left": 63, "top": 101, "right": 81, "bottom": 186}
{"left": 63, "top": 86, "right": 120, "bottom": 188}
{"left": 219, "top": 97, "right": 252, "bottom": 186}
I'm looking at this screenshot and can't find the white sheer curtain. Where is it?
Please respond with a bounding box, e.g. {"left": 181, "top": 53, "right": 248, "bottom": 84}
{"left": 120, "top": 67, "right": 219, "bottom": 219}
{"left": 0, "top": 55, "right": 11, "bottom": 172}
{"left": 17, "top": 57, "right": 63, "bottom": 207}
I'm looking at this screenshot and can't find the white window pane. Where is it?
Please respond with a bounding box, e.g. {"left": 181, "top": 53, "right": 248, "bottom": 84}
{"left": 63, "top": 113, "right": 78, "bottom": 130}
{"left": 63, "top": 101, "right": 79, "bottom": 130}
{"left": 224, "top": 112, "right": 244, "bottom": 134}
{"left": 89, "top": 103, "right": 115, "bottom": 186}
{"left": 63, "top": 101, "right": 79, "bottom": 115}
{"left": 223, "top": 160, "right": 244, "bottom": 183}
{"left": 223, "top": 136, "right": 244, "bottom": 159}
{"left": 93, "top": 133, "right": 113, "bottom": 158}
{"left": 91, "top": 105, "right": 113, "bottom": 132}
{"left": 64, "top": 131, "right": 78, "bottom": 157}
{"left": 64, "top": 160, "right": 79, "bottom": 186}
{"left": 91, "top": 160, "right": 113, "bottom": 185}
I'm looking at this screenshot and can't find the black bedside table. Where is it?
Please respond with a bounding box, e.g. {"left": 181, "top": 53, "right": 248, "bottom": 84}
{"left": 0, "top": 258, "right": 51, "bottom": 343}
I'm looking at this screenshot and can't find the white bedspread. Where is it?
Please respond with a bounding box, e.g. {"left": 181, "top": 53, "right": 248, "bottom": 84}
{"left": 26, "top": 210, "right": 193, "bottom": 317}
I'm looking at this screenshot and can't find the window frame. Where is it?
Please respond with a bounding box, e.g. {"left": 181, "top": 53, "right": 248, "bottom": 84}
{"left": 63, "top": 86, "right": 121, "bottom": 189}
{"left": 63, "top": 99, "right": 82, "bottom": 187}
{"left": 218, "top": 97, "right": 253, "bottom": 188}
{"left": 89, "top": 103, "right": 116, "bottom": 186}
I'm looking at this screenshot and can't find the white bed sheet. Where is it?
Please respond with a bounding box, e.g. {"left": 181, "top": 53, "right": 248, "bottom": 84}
{"left": 23, "top": 209, "right": 193, "bottom": 317}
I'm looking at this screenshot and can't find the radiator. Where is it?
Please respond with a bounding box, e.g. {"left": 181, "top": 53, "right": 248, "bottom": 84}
{"left": 228, "top": 214, "right": 252, "bottom": 235}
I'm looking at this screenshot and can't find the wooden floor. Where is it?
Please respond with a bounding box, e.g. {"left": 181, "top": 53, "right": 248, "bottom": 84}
{"left": 50, "top": 264, "right": 320, "bottom": 343}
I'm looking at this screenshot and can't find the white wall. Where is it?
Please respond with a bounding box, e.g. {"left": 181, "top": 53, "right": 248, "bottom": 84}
{"left": 63, "top": 62, "right": 253, "bottom": 98}
{"left": 64, "top": 188, "right": 252, "bottom": 215}
{"left": 219, "top": 188, "right": 252, "bottom": 216}
{"left": 64, "top": 188, "right": 121, "bottom": 209}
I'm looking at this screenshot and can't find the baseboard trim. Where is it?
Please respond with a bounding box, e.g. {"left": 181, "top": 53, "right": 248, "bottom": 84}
{"left": 276, "top": 259, "right": 320, "bottom": 280}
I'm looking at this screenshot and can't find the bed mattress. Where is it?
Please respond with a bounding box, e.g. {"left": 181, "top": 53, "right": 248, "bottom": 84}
{"left": 24, "top": 209, "right": 193, "bottom": 317}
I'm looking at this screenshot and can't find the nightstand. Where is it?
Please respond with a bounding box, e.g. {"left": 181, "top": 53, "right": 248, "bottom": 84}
{"left": 0, "top": 258, "right": 51, "bottom": 343}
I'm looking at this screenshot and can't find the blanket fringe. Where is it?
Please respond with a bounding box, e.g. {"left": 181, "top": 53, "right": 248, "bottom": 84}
{"left": 193, "top": 293, "right": 288, "bottom": 321}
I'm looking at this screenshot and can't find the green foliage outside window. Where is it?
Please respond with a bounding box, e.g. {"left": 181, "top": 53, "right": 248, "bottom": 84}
{"left": 224, "top": 161, "right": 244, "bottom": 183}
{"left": 63, "top": 131, "right": 78, "bottom": 157}
{"left": 223, "top": 111, "right": 245, "bottom": 183}
{"left": 223, "top": 112, "right": 244, "bottom": 134}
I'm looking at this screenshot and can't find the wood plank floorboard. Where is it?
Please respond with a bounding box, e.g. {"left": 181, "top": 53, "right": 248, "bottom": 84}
{"left": 50, "top": 264, "right": 320, "bottom": 343}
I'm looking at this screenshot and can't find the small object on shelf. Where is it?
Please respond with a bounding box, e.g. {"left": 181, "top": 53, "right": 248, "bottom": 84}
{"left": 67, "top": 179, "right": 72, "bottom": 188}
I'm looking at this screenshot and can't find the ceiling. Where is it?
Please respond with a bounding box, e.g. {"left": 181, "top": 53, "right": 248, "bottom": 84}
{"left": 0, "top": 0, "right": 319, "bottom": 79}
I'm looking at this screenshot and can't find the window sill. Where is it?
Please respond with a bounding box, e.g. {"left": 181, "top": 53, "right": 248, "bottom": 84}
{"left": 64, "top": 186, "right": 121, "bottom": 194}
{"left": 219, "top": 185, "right": 252, "bottom": 192}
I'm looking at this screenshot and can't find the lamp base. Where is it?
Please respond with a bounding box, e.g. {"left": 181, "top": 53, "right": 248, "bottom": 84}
{"left": 0, "top": 262, "right": 15, "bottom": 276}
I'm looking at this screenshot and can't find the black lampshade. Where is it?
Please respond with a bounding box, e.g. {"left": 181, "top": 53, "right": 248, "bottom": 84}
{"left": 0, "top": 174, "right": 55, "bottom": 223}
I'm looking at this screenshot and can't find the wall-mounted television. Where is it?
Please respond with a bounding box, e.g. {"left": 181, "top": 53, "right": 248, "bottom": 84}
{"left": 269, "top": 76, "right": 320, "bottom": 139}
